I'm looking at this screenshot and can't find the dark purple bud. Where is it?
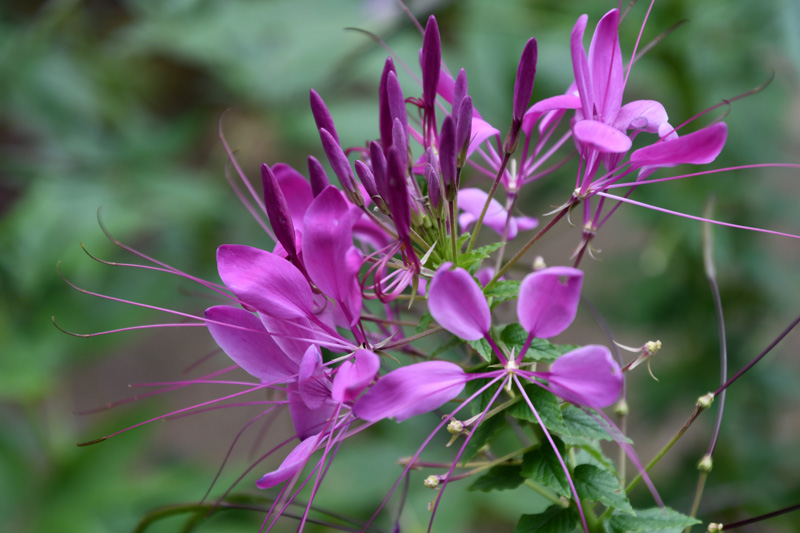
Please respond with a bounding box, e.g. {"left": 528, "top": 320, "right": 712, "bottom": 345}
{"left": 309, "top": 89, "right": 339, "bottom": 145}
{"left": 319, "top": 128, "right": 355, "bottom": 191}
{"left": 426, "top": 162, "right": 442, "bottom": 212}
{"left": 261, "top": 163, "right": 297, "bottom": 258}
{"left": 421, "top": 15, "right": 441, "bottom": 112}
{"left": 307, "top": 156, "right": 329, "bottom": 197}
{"left": 512, "top": 38, "right": 538, "bottom": 122}
{"left": 386, "top": 71, "right": 408, "bottom": 140}
{"left": 439, "top": 114, "right": 457, "bottom": 200}
{"left": 386, "top": 146, "right": 410, "bottom": 241}
{"left": 391, "top": 117, "right": 408, "bottom": 171}
{"left": 452, "top": 68, "right": 468, "bottom": 118}
{"left": 354, "top": 160, "right": 379, "bottom": 200}
{"left": 378, "top": 57, "right": 397, "bottom": 150}
{"left": 369, "top": 141, "right": 390, "bottom": 202}
{"left": 456, "top": 95, "right": 473, "bottom": 160}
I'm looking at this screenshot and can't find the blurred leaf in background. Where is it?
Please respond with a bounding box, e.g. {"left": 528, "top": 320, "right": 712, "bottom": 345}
{"left": 1, "top": 0, "right": 798, "bottom": 531}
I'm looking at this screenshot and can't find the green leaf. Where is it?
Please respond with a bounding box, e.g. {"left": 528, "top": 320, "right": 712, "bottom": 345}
{"left": 573, "top": 440, "right": 618, "bottom": 476}
{"left": 516, "top": 505, "right": 578, "bottom": 533}
{"left": 415, "top": 311, "right": 434, "bottom": 334}
{"left": 606, "top": 507, "right": 701, "bottom": 533}
{"left": 507, "top": 385, "right": 569, "bottom": 435}
{"left": 467, "top": 337, "right": 493, "bottom": 362}
{"left": 573, "top": 464, "right": 633, "bottom": 513}
{"left": 485, "top": 280, "right": 521, "bottom": 306}
{"left": 500, "top": 323, "right": 529, "bottom": 347}
{"left": 521, "top": 442, "right": 570, "bottom": 497}
{"left": 527, "top": 339, "right": 580, "bottom": 363}
{"left": 431, "top": 336, "right": 462, "bottom": 358}
{"left": 467, "top": 464, "right": 525, "bottom": 492}
{"left": 561, "top": 406, "right": 623, "bottom": 445}
{"left": 458, "top": 242, "right": 503, "bottom": 274}
{"left": 462, "top": 412, "right": 507, "bottom": 464}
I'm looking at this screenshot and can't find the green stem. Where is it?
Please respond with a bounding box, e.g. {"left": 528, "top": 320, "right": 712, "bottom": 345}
{"left": 685, "top": 471, "right": 708, "bottom": 533}
{"left": 466, "top": 152, "right": 512, "bottom": 253}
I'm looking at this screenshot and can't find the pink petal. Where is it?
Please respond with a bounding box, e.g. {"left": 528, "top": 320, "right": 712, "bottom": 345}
{"left": 518, "top": 267, "right": 583, "bottom": 338}
{"left": 457, "top": 188, "right": 520, "bottom": 239}
{"left": 288, "top": 384, "right": 336, "bottom": 440}
{"left": 428, "top": 264, "right": 490, "bottom": 341}
{"left": 272, "top": 163, "right": 314, "bottom": 229}
{"left": 630, "top": 122, "right": 728, "bottom": 170}
{"left": 522, "top": 93, "right": 582, "bottom": 135}
{"left": 205, "top": 305, "right": 298, "bottom": 383}
{"left": 297, "top": 345, "right": 332, "bottom": 409}
{"left": 573, "top": 120, "right": 632, "bottom": 154}
{"left": 570, "top": 14, "right": 593, "bottom": 118}
{"left": 217, "top": 244, "right": 314, "bottom": 320}
{"left": 353, "top": 361, "right": 466, "bottom": 422}
{"left": 546, "top": 345, "right": 622, "bottom": 408}
{"left": 465, "top": 117, "right": 500, "bottom": 158}
{"left": 587, "top": 9, "right": 624, "bottom": 121}
{"left": 613, "top": 100, "right": 669, "bottom": 133}
{"left": 256, "top": 433, "right": 319, "bottom": 489}
{"left": 302, "top": 186, "right": 363, "bottom": 321}
{"left": 332, "top": 349, "right": 380, "bottom": 403}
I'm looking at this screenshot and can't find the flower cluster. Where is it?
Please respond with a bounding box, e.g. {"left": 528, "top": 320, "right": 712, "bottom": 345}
{"left": 66, "top": 4, "right": 800, "bottom": 533}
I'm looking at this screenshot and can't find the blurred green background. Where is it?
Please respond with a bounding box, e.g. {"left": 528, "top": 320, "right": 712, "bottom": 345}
{"left": 1, "top": 0, "right": 798, "bottom": 531}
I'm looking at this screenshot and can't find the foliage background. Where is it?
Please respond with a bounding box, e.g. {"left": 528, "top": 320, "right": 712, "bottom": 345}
{"left": 1, "top": 0, "right": 798, "bottom": 531}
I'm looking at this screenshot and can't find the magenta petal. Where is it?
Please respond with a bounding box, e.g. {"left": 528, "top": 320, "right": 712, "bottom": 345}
{"left": 217, "top": 244, "right": 314, "bottom": 320}
{"left": 353, "top": 361, "right": 466, "bottom": 422}
{"left": 522, "top": 94, "right": 581, "bottom": 135}
{"left": 302, "top": 186, "right": 363, "bottom": 321}
{"left": 289, "top": 380, "right": 335, "bottom": 440}
{"left": 256, "top": 433, "right": 319, "bottom": 489}
{"left": 570, "top": 14, "right": 593, "bottom": 118}
{"left": 546, "top": 345, "right": 622, "bottom": 408}
{"left": 332, "top": 349, "right": 380, "bottom": 403}
{"left": 465, "top": 117, "right": 500, "bottom": 158}
{"left": 518, "top": 267, "right": 583, "bottom": 338}
{"left": 205, "top": 306, "right": 298, "bottom": 383}
{"left": 457, "top": 188, "right": 519, "bottom": 238}
{"left": 587, "top": 9, "right": 624, "bottom": 120}
{"left": 630, "top": 122, "right": 728, "bottom": 170}
{"left": 297, "top": 345, "right": 332, "bottom": 409}
{"left": 428, "top": 264, "right": 490, "bottom": 341}
{"left": 573, "top": 120, "right": 632, "bottom": 154}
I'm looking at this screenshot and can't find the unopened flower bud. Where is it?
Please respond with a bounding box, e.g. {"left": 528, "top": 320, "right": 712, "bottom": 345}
{"left": 378, "top": 57, "right": 397, "bottom": 150}
{"left": 439, "top": 115, "right": 457, "bottom": 201}
{"left": 307, "top": 156, "right": 330, "bottom": 197}
{"left": 707, "top": 523, "right": 723, "bottom": 532}
{"left": 309, "top": 89, "right": 339, "bottom": 144}
{"left": 697, "top": 392, "right": 715, "bottom": 409}
{"left": 452, "top": 68, "right": 468, "bottom": 118}
{"left": 424, "top": 475, "right": 440, "bottom": 489}
{"left": 533, "top": 256, "right": 546, "bottom": 271}
{"left": 447, "top": 419, "right": 464, "bottom": 434}
{"left": 698, "top": 454, "right": 713, "bottom": 473}
{"left": 421, "top": 15, "right": 441, "bottom": 114}
{"left": 260, "top": 163, "right": 297, "bottom": 260}
{"left": 614, "top": 399, "right": 629, "bottom": 416}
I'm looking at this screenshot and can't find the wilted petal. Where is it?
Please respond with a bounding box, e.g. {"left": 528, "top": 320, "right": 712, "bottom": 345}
{"left": 573, "top": 119, "right": 632, "bottom": 154}
{"left": 630, "top": 122, "right": 728, "bottom": 170}
{"left": 613, "top": 100, "right": 669, "bottom": 133}
{"left": 518, "top": 267, "right": 583, "bottom": 338}
{"left": 205, "top": 305, "right": 298, "bottom": 383}
{"left": 217, "top": 244, "right": 314, "bottom": 320}
{"left": 428, "top": 264, "right": 490, "bottom": 341}
{"left": 353, "top": 361, "right": 466, "bottom": 422}
{"left": 332, "top": 349, "right": 380, "bottom": 403}
{"left": 256, "top": 433, "right": 320, "bottom": 489}
{"left": 546, "top": 345, "right": 622, "bottom": 408}
{"left": 302, "top": 186, "right": 363, "bottom": 321}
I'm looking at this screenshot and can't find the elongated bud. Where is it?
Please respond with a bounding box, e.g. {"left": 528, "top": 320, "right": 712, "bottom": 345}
{"left": 456, "top": 95, "right": 473, "bottom": 167}
{"left": 392, "top": 117, "right": 408, "bottom": 171}
{"left": 261, "top": 163, "right": 297, "bottom": 259}
{"left": 426, "top": 163, "right": 442, "bottom": 213}
{"left": 386, "top": 146, "right": 410, "bottom": 242}
{"left": 368, "top": 141, "right": 390, "bottom": 203}
{"left": 505, "top": 37, "right": 537, "bottom": 154}
{"left": 354, "top": 160, "right": 379, "bottom": 201}
{"left": 439, "top": 114, "right": 457, "bottom": 201}
{"left": 421, "top": 15, "right": 441, "bottom": 113}
{"left": 319, "top": 128, "right": 363, "bottom": 206}
{"left": 309, "top": 89, "right": 339, "bottom": 145}
{"left": 452, "top": 68, "right": 468, "bottom": 118}
{"left": 386, "top": 71, "right": 408, "bottom": 143}
{"left": 307, "top": 156, "right": 329, "bottom": 197}
{"left": 378, "top": 57, "right": 397, "bottom": 150}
